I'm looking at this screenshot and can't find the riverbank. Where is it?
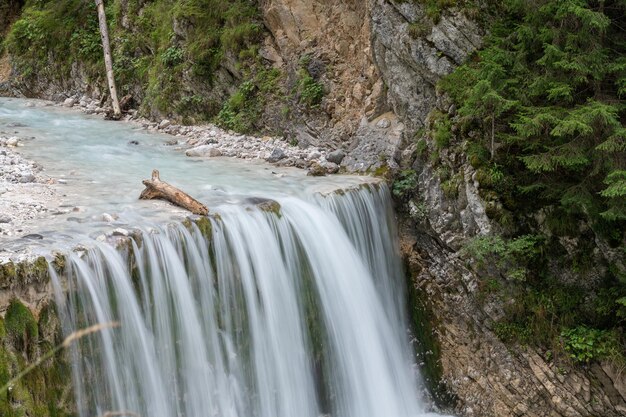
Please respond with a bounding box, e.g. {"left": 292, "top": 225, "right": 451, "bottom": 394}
{"left": 63, "top": 94, "right": 348, "bottom": 175}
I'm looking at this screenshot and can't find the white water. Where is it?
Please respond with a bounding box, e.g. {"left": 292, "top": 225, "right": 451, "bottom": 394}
{"left": 2, "top": 97, "right": 444, "bottom": 416}
{"left": 51, "top": 187, "right": 439, "bottom": 417}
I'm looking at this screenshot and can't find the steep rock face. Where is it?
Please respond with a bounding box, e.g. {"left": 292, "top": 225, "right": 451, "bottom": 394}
{"left": 259, "top": 0, "right": 393, "bottom": 162}
{"left": 401, "top": 219, "right": 626, "bottom": 417}
{"left": 370, "top": 0, "right": 482, "bottom": 134}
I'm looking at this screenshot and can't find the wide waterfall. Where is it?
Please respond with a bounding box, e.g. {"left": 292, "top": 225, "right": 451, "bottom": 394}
{"left": 50, "top": 185, "right": 435, "bottom": 417}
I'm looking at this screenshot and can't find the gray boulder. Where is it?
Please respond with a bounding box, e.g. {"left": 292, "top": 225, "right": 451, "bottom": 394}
{"left": 326, "top": 149, "right": 346, "bottom": 165}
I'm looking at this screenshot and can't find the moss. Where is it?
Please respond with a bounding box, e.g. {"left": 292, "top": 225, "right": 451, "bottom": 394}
{"left": 256, "top": 200, "right": 282, "bottom": 217}
{"left": 194, "top": 216, "right": 213, "bottom": 238}
{"left": 5, "top": 299, "right": 38, "bottom": 358}
{"left": 405, "top": 262, "right": 456, "bottom": 408}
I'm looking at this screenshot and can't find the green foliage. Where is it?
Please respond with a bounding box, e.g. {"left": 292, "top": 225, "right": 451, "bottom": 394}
{"left": 4, "top": 0, "right": 264, "bottom": 122}
{"left": 432, "top": 113, "right": 453, "bottom": 149}
{"left": 561, "top": 326, "right": 623, "bottom": 364}
{"left": 297, "top": 70, "right": 324, "bottom": 108}
{"left": 217, "top": 67, "right": 283, "bottom": 133}
{"left": 463, "top": 234, "right": 543, "bottom": 281}
{"left": 160, "top": 46, "right": 184, "bottom": 67}
{"left": 392, "top": 169, "right": 418, "bottom": 200}
{"left": 442, "top": 0, "right": 626, "bottom": 361}
{"left": 441, "top": 0, "right": 626, "bottom": 230}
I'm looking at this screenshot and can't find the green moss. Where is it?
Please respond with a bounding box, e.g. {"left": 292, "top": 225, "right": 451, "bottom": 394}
{"left": 5, "top": 299, "right": 38, "bottom": 358}
{"left": 405, "top": 260, "right": 456, "bottom": 408}
{"left": 256, "top": 200, "right": 282, "bottom": 217}
{"left": 194, "top": 216, "right": 213, "bottom": 238}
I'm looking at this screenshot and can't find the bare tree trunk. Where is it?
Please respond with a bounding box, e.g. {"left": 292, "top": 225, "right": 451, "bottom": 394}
{"left": 140, "top": 170, "right": 209, "bottom": 215}
{"left": 490, "top": 115, "right": 495, "bottom": 160}
{"left": 95, "top": 0, "right": 121, "bottom": 119}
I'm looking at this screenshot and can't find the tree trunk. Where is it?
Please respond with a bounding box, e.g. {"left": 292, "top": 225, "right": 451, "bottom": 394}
{"left": 490, "top": 115, "right": 495, "bottom": 160}
{"left": 95, "top": 0, "right": 121, "bottom": 119}
{"left": 139, "top": 170, "right": 209, "bottom": 216}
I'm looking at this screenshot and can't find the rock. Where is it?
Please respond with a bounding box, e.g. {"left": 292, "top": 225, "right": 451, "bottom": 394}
{"left": 307, "top": 151, "right": 322, "bottom": 161}
{"left": 185, "top": 145, "right": 222, "bottom": 157}
{"left": 322, "top": 161, "right": 340, "bottom": 174}
{"left": 6, "top": 137, "right": 19, "bottom": 147}
{"left": 19, "top": 174, "right": 36, "bottom": 183}
{"left": 128, "top": 140, "right": 139, "bottom": 145}
{"left": 0, "top": 216, "right": 11, "bottom": 223}
{"left": 158, "top": 119, "right": 171, "bottom": 129}
{"left": 0, "top": 187, "right": 7, "bottom": 194}
{"left": 307, "top": 163, "right": 326, "bottom": 177}
{"left": 23, "top": 233, "right": 44, "bottom": 240}
{"left": 63, "top": 97, "right": 77, "bottom": 107}
{"left": 376, "top": 118, "right": 391, "bottom": 129}
{"left": 101, "top": 213, "right": 118, "bottom": 222}
{"left": 267, "top": 147, "right": 286, "bottom": 163}
{"left": 326, "top": 149, "right": 346, "bottom": 165}
{"left": 112, "top": 228, "right": 130, "bottom": 237}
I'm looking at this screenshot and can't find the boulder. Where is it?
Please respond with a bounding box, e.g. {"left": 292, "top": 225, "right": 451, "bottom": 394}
{"left": 267, "top": 147, "right": 286, "bottom": 163}
{"left": 326, "top": 149, "right": 346, "bottom": 165}
{"left": 185, "top": 145, "right": 222, "bottom": 157}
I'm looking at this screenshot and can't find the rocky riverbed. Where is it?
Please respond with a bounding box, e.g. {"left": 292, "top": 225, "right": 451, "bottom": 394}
{"left": 0, "top": 134, "right": 59, "bottom": 241}
{"left": 64, "top": 94, "right": 349, "bottom": 176}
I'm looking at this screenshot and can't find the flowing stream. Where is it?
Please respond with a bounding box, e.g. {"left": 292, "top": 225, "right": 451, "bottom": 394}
{"left": 1, "top": 98, "right": 442, "bottom": 416}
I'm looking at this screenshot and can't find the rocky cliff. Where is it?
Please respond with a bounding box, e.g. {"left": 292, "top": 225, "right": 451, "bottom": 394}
{"left": 1, "top": 1, "right": 625, "bottom": 416}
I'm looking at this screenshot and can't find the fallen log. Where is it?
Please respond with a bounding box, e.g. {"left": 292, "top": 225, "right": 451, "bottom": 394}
{"left": 139, "top": 170, "right": 209, "bottom": 215}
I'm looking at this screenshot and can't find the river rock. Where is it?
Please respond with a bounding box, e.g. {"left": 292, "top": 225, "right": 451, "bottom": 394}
{"left": 185, "top": 145, "right": 222, "bottom": 157}
{"left": 307, "top": 163, "right": 326, "bottom": 177}
{"left": 158, "top": 119, "right": 171, "bottom": 129}
{"left": 307, "top": 151, "right": 322, "bottom": 161}
{"left": 64, "top": 97, "right": 77, "bottom": 107}
{"left": 267, "top": 147, "right": 286, "bottom": 163}
{"left": 326, "top": 149, "right": 346, "bottom": 164}
{"left": 322, "top": 161, "right": 340, "bottom": 174}
{"left": 19, "top": 173, "right": 36, "bottom": 183}
{"left": 6, "top": 137, "right": 19, "bottom": 147}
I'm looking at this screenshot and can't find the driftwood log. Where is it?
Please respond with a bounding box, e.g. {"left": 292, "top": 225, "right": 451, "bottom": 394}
{"left": 139, "top": 170, "right": 209, "bottom": 215}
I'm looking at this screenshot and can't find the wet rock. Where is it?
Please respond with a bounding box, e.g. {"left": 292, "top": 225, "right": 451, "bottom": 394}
{"left": 322, "top": 161, "right": 340, "bottom": 174}
{"left": 7, "top": 137, "right": 19, "bottom": 147}
{"left": 307, "top": 163, "right": 326, "bottom": 177}
{"left": 101, "top": 213, "right": 118, "bottom": 222}
{"left": 326, "top": 149, "right": 346, "bottom": 165}
{"left": 267, "top": 147, "right": 286, "bottom": 163}
{"left": 112, "top": 228, "right": 130, "bottom": 237}
{"left": 128, "top": 140, "right": 139, "bottom": 145}
{"left": 23, "top": 233, "right": 44, "bottom": 240}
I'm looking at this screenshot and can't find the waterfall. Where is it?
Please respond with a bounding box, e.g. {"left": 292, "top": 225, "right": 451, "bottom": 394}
{"left": 51, "top": 184, "right": 434, "bottom": 417}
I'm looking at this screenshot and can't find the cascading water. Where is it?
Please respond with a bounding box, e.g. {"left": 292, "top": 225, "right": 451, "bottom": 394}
{"left": 50, "top": 184, "right": 438, "bottom": 417}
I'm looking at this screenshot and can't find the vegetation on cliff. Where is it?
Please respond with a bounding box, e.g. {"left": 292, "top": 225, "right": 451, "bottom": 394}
{"left": 3, "top": 0, "right": 265, "bottom": 123}
{"left": 436, "top": 0, "right": 626, "bottom": 364}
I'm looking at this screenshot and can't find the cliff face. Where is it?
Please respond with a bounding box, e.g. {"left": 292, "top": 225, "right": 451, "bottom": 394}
{"left": 2, "top": 1, "right": 625, "bottom": 416}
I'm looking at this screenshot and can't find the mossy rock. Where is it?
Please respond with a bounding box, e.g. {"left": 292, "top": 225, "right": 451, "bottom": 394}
{"left": 0, "top": 257, "right": 50, "bottom": 289}
{"left": 5, "top": 300, "right": 38, "bottom": 359}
